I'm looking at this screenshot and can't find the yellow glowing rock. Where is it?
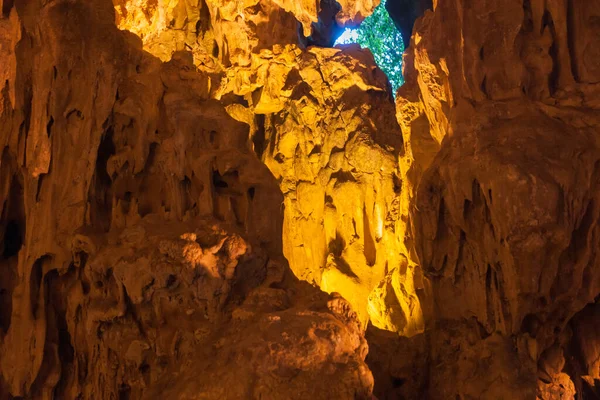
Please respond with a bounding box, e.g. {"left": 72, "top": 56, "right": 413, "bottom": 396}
{"left": 367, "top": 263, "right": 425, "bottom": 337}
{"left": 321, "top": 254, "right": 372, "bottom": 324}
{"left": 368, "top": 271, "right": 407, "bottom": 332}
{"left": 110, "top": 0, "right": 425, "bottom": 336}
{"left": 211, "top": 44, "right": 424, "bottom": 332}
{"left": 335, "top": 0, "right": 380, "bottom": 26}
{"left": 114, "top": 0, "right": 194, "bottom": 61}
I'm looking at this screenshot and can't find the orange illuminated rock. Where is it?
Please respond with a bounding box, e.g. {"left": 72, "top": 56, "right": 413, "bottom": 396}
{"left": 112, "top": 0, "right": 381, "bottom": 67}
{"left": 2, "top": 0, "right": 600, "bottom": 399}
{"left": 213, "top": 43, "right": 424, "bottom": 332}
{"left": 0, "top": 1, "right": 379, "bottom": 398}
{"left": 392, "top": 0, "right": 600, "bottom": 398}
{"left": 110, "top": 0, "right": 425, "bottom": 336}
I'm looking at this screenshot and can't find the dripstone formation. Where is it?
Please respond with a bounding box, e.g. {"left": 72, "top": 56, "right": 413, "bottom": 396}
{"left": 0, "top": 0, "right": 599, "bottom": 399}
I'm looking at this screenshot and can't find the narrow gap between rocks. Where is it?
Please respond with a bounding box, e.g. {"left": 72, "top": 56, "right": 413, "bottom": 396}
{"left": 334, "top": 0, "right": 405, "bottom": 93}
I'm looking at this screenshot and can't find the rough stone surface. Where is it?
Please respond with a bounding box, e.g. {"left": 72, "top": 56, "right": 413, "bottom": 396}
{"left": 394, "top": 0, "right": 600, "bottom": 398}
{"left": 112, "top": 0, "right": 379, "bottom": 66}
{"left": 214, "top": 43, "right": 425, "bottom": 334}
{"left": 109, "top": 0, "right": 427, "bottom": 343}
{"left": 2, "top": 0, "right": 600, "bottom": 398}
{"left": 0, "top": 1, "right": 376, "bottom": 398}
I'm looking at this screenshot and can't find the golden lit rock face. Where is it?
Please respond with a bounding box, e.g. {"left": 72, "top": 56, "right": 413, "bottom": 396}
{"left": 334, "top": 0, "right": 379, "bottom": 26}
{"left": 393, "top": 0, "right": 600, "bottom": 398}
{"left": 112, "top": 0, "right": 380, "bottom": 67}
{"left": 111, "top": 0, "right": 426, "bottom": 335}
{"left": 0, "top": 2, "right": 376, "bottom": 397}
{"left": 213, "top": 44, "right": 425, "bottom": 334}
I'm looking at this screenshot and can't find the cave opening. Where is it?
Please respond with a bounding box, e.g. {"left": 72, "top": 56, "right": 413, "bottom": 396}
{"left": 334, "top": 0, "right": 405, "bottom": 93}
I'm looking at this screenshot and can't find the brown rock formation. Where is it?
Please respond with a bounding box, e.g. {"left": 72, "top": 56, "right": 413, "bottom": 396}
{"left": 2, "top": 0, "right": 600, "bottom": 398}
{"left": 110, "top": 0, "right": 426, "bottom": 336}
{"left": 0, "top": 1, "right": 375, "bottom": 398}
{"left": 395, "top": 0, "right": 600, "bottom": 398}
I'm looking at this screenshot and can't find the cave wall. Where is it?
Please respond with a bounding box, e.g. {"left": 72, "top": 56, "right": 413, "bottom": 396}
{"left": 0, "top": 0, "right": 600, "bottom": 399}
{"left": 397, "top": 0, "right": 600, "bottom": 398}
{"left": 109, "top": 0, "right": 426, "bottom": 336}
{"left": 0, "top": 1, "right": 376, "bottom": 398}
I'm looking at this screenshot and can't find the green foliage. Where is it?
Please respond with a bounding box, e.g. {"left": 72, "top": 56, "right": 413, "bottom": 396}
{"left": 335, "top": 0, "right": 405, "bottom": 92}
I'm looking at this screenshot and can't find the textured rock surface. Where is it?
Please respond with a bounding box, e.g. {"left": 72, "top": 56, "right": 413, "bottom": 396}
{"left": 214, "top": 43, "right": 424, "bottom": 334}
{"left": 0, "top": 1, "right": 375, "bottom": 398}
{"left": 110, "top": 0, "right": 426, "bottom": 335}
{"left": 112, "top": 0, "right": 379, "bottom": 66}
{"left": 2, "top": 0, "right": 600, "bottom": 398}
{"left": 394, "top": 0, "right": 600, "bottom": 398}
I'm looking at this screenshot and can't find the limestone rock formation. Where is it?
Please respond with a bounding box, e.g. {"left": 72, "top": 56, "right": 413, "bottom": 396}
{"left": 215, "top": 43, "right": 425, "bottom": 335}
{"left": 110, "top": 0, "right": 426, "bottom": 336}
{"left": 395, "top": 0, "right": 600, "bottom": 398}
{"left": 0, "top": 1, "right": 376, "bottom": 398}
{"left": 2, "top": 0, "right": 600, "bottom": 398}
{"left": 112, "top": 0, "right": 379, "bottom": 67}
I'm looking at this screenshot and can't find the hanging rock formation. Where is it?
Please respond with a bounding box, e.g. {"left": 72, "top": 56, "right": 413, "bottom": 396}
{"left": 396, "top": 0, "right": 600, "bottom": 398}
{"left": 110, "top": 0, "right": 426, "bottom": 336}
{"left": 0, "top": 1, "right": 374, "bottom": 398}
{"left": 1, "top": 0, "right": 600, "bottom": 399}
